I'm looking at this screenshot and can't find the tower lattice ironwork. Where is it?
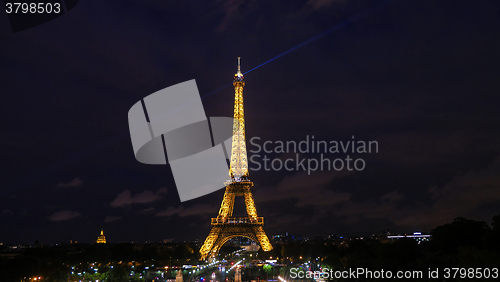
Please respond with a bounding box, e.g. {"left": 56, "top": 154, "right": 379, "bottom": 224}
{"left": 199, "top": 58, "right": 272, "bottom": 260}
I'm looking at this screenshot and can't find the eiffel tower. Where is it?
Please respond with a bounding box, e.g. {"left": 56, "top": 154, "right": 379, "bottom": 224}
{"left": 199, "top": 58, "right": 272, "bottom": 260}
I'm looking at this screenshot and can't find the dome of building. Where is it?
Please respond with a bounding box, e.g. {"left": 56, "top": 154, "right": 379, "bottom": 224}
{"left": 96, "top": 229, "right": 106, "bottom": 244}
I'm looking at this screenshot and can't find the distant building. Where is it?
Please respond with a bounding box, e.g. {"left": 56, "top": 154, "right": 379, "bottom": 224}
{"left": 272, "top": 233, "right": 308, "bottom": 243}
{"left": 387, "top": 232, "right": 430, "bottom": 244}
{"left": 96, "top": 229, "right": 107, "bottom": 244}
{"left": 241, "top": 241, "right": 261, "bottom": 251}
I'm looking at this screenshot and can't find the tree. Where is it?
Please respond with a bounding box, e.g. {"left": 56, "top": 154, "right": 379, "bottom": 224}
{"left": 263, "top": 264, "right": 274, "bottom": 280}
{"left": 491, "top": 213, "right": 500, "bottom": 251}
{"left": 492, "top": 214, "right": 500, "bottom": 232}
{"left": 108, "top": 265, "right": 129, "bottom": 282}
{"left": 430, "top": 217, "right": 491, "bottom": 253}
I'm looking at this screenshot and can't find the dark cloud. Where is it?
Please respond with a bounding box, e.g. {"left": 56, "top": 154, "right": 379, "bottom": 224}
{"left": 389, "top": 156, "right": 500, "bottom": 229}
{"left": 1, "top": 0, "right": 500, "bottom": 243}
{"left": 255, "top": 170, "right": 352, "bottom": 208}
{"left": 56, "top": 177, "right": 83, "bottom": 188}
{"left": 142, "top": 207, "right": 155, "bottom": 213}
{"left": 110, "top": 187, "right": 168, "bottom": 207}
{"left": 306, "top": 0, "right": 345, "bottom": 11}
{"left": 157, "top": 203, "right": 218, "bottom": 217}
{"left": 214, "top": 0, "right": 260, "bottom": 32}
{"left": 104, "top": 215, "right": 121, "bottom": 222}
{"left": 1, "top": 209, "right": 14, "bottom": 216}
{"left": 47, "top": 210, "right": 81, "bottom": 222}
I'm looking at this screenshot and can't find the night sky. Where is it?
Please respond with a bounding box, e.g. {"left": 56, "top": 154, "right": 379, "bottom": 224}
{"left": 1, "top": 0, "right": 500, "bottom": 245}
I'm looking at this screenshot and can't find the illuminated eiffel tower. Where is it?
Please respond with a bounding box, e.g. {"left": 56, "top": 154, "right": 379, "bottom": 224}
{"left": 199, "top": 58, "right": 272, "bottom": 260}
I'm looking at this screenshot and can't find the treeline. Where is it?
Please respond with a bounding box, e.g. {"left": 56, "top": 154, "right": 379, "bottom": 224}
{"left": 264, "top": 214, "right": 500, "bottom": 281}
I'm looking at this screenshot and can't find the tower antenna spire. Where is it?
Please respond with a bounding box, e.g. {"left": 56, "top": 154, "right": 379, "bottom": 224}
{"left": 237, "top": 57, "right": 241, "bottom": 73}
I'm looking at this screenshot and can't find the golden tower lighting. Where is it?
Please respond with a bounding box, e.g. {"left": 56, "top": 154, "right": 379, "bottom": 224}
{"left": 96, "top": 229, "right": 106, "bottom": 244}
{"left": 199, "top": 58, "right": 272, "bottom": 261}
